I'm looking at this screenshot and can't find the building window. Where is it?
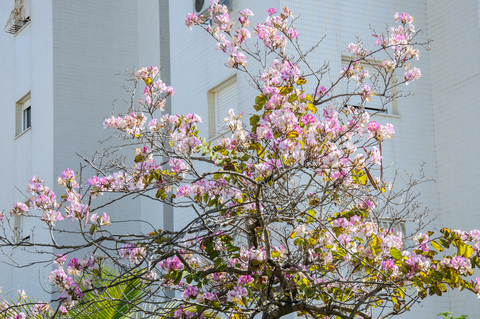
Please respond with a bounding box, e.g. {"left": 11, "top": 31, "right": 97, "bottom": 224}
{"left": 341, "top": 57, "right": 398, "bottom": 115}
{"left": 13, "top": 213, "right": 29, "bottom": 244}
{"left": 208, "top": 76, "right": 238, "bottom": 139}
{"left": 4, "top": 0, "right": 31, "bottom": 35}
{"left": 15, "top": 93, "right": 31, "bottom": 137}
{"left": 23, "top": 105, "right": 31, "bottom": 131}
{"left": 380, "top": 219, "right": 408, "bottom": 245}
{"left": 13, "top": 215, "right": 22, "bottom": 243}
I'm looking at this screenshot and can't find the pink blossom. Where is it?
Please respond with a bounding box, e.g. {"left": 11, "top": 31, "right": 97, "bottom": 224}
{"left": 53, "top": 254, "right": 67, "bottom": 266}
{"left": 227, "top": 286, "right": 248, "bottom": 303}
{"left": 404, "top": 67, "right": 421, "bottom": 85}
{"left": 185, "top": 13, "right": 200, "bottom": 29}
{"left": 394, "top": 12, "right": 413, "bottom": 24}
{"left": 238, "top": 275, "right": 253, "bottom": 286}
{"left": 361, "top": 85, "right": 374, "bottom": 102}
{"left": 267, "top": 8, "right": 277, "bottom": 15}
{"left": 176, "top": 185, "right": 191, "bottom": 198}
{"left": 288, "top": 28, "right": 300, "bottom": 39}
{"left": 41, "top": 210, "right": 64, "bottom": 226}
{"left": 10, "top": 202, "right": 29, "bottom": 216}
{"left": 59, "top": 305, "right": 68, "bottom": 315}
{"left": 472, "top": 277, "right": 480, "bottom": 298}
{"left": 367, "top": 146, "right": 382, "bottom": 166}
{"left": 314, "top": 86, "right": 328, "bottom": 98}
{"left": 182, "top": 286, "right": 198, "bottom": 300}
{"left": 204, "top": 291, "right": 216, "bottom": 301}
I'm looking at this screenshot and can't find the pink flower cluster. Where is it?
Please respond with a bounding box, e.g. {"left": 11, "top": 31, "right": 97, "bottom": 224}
{"left": 159, "top": 256, "right": 185, "bottom": 273}
{"left": 344, "top": 42, "right": 370, "bottom": 59}
{"left": 87, "top": 171, "right": 144, "bottom": 195}
{"left": 17, "top": 176, "right": 65, "bottom": 227}
{"left": 119, "top": 243, "right": 147, "bottom": 264}
{"left": 139, "top": 76, "right": 174, "bottom": 111}
{"left": 48, "top": 267, "right": 83, "bottom": 307}
{"left": 404, "top": 67, "right": 421, "bottom": 85}
{"left": 367, "top": 121, "right": 395, "bottom": 141}
{"left": 90, "top": 212, "right": 112, "bottom": 226}
{"left": 103, "top": 112, "right": 147, "bottom": 136}
{"left": 170, "top": 113, "right": 203, "bottom": 153}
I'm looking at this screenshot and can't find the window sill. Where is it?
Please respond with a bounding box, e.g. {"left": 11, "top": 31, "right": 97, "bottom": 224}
{"left": 15, "top": 127, "right": 31, "bottom": 139}
{"left": 372, "top": 113, "right": 400, "bottom": 119}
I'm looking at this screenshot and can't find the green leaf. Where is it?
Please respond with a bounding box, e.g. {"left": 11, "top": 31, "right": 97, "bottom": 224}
{"left": 390, "top": 247, "right": 403, "bottom": 260}
{"left": 296, "top": 77, "right": 307, "bottom": 85}
{"left": 392, "top": 296, "right": 399, "bottom": 306}
{"left": 255, "top": 95, "right": 267, "bottom": 105}
{"left": 457, "top": 242, "right": 467, "bottom": 257}
{"left": 294, "top": 238, "right": 303, "bottom": 246}
{"left": 67, "top": 267, "right": 147, "bottom": 319}
{"left": 271, "top": 251, "right": 280, "bottom": 258}
{"left": 431, "top": 241, "right": 444, "bottom": 252}
{"left": 279, "top": 86, "right": 293, "bottom": 95}
{"left": 439, "top": 238, "right": 450, "bottom": 249}
{"left": 174, "top": 271, "right": 183, "bottom": 285}
{"left": 465, "top": 245, "right": 474, "bottom": 258}
{"left": 288, "top": 94, "right": 298, "bottom": 103}
{"left": 305, "top": 94, "right": 314, "bottom": 102}
{"left": 307, "top": 103, "right": 317, "bottom": 114}
{"left": 432, "top": 271, "right": 443, "bottom": 281}
{"left": 394, "top": 287, "right": 405, "bottom": 299}
{"left": 250, "top": 115, "right": 260, "bottom": 126}
{"left": 305, "top": 287, "right": 315, "bottom": 298}
{"left": 210, "top": 250, "right": 220, "bottom": 259}
{"left": 155, "top": 189, "right": 165, "bottom": 199}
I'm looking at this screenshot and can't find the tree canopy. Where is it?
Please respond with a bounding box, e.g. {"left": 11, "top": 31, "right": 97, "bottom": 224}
{"left": 1, "top": 3, "right": 480, "bottom": 319}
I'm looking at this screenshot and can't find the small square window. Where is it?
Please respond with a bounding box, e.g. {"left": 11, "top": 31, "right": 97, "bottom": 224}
{"left": 15, "top": 93, "right": 31, "bottom": 137}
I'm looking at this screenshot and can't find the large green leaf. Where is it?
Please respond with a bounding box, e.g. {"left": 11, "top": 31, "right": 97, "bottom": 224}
{"left": 68, "top": 267, "right": 147, "bottom": 319}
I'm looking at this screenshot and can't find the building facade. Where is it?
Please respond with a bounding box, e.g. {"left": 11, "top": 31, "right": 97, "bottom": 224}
{"left": 0, "top": 0, "right": 479, "bottom": 317}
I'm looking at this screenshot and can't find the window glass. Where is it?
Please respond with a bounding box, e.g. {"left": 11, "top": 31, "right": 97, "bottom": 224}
{"left": 22, "top": 98, "right": 31, "bottom": 131}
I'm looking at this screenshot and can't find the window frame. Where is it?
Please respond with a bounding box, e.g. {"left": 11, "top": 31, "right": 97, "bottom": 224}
{"left": 379, "top": 219, "right": 409, "bottom": 247}
{"left": 15, "top": 92, "right": 31, "bottom": 137}
{"left": 341, "top": 56, "right": 398, "bottom": 116}
{"left": 208, "top": 75, "right": 238, "bottom": 140}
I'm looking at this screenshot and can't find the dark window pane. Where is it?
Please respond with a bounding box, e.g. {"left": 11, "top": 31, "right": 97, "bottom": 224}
{"left": 23, "top": 106, "right": 31, "bottom": 130}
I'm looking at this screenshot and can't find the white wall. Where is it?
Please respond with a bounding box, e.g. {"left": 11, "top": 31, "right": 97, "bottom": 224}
{"left": 427, "top": 0, "right": 480, "bottom": 315}
{"left": 0, "top": 0, "right": 55, "bottom": 301}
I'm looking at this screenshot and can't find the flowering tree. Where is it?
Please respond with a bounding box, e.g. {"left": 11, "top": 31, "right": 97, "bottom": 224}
{"left": 1, "top": 2, "right": 480, "bottom": 319}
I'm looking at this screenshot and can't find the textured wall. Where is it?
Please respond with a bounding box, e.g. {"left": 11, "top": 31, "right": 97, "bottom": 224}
{"left": 427, "top": 0, "right": 480, "bottom": 315}
{"left": 0, "top": 0, "right": 55, "bottom": 300}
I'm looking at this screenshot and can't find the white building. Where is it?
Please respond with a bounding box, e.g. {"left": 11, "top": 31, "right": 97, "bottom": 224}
{"left": 0, "top": 0, "right": 479, "bottom": 317}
